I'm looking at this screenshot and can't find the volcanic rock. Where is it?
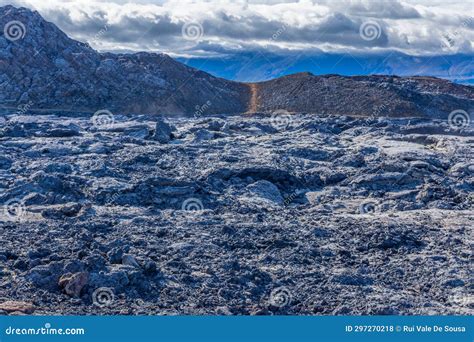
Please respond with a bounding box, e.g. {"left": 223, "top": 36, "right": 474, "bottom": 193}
{"left": 0, "top": 301, "right": 35, "bottom": 314}
{"left": 58, "top": 272, "right": 89, "bottom": 297}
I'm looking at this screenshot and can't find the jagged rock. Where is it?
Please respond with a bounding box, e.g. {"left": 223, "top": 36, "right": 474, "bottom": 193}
{"left": 30, "top": 171, "right": 64, "bottom": 192}
{"left": 13, "top": 259, "right": 28, "bottom": 271}
{"left": 123, "top": 125, "right": 150, "bottom": 139}
{"left": 416, "top": 184, "right": 456, "bottom": 203}
{"left": 44, "top": 162, "right": 74, "bottom": 174}
{"left": 84, "top": 254, "right": 107, "bottom": 273}
{"left": 27, "top": 262, "right": 64, "bottom": 290}
{"left": 152, "top": 119, "right": 173, "bottom": 143}
{"left": 122, "top": 254, "right": 140, "bottom": 268}
{"left": 335, "top": 153, "right": 366, "bottom": 167}
{"left": 193, "top": 129, "right": 215, "bottom": 141}
{"left": 42, "top": 127, "right": 81, "bottom": 137}
{"left": 63, "top": 260, "right": 86, "bottom": 274}
{"left": 88, "top": 266, "right": 130, "bottom": 292}
{"left": 443, "top": 279, "right": 465, "bottom": 288}
{"left": 107, "top": 247, "right": 129, "bottom": 264}
{"left": 244, "top": 180, "right": 284, "bottom": 205}
{"left": 449, "top": 162, "right": 474, "bottom": 177}
{"left": 206, "top": 119, "right": 225, "bottom": 131}
{"left": 144, "top": 260, "right": 158, "bottom": 276}
{"left": 0, "top": 301, "right": 35, "bottom": 314}
{"left": 58, "top": 272, "right": 89, "bottom": 297}
{"left": 41, "top": 203, "right": 82, "bottom": 219}
{"left": 27, "top": 248, "right": 51, "bottom": 260}
{"left": 305, "top": 192, "right": 321, "bottom": 205}
{"left": 350, "top": 172, "right": 414, "bottom": 188}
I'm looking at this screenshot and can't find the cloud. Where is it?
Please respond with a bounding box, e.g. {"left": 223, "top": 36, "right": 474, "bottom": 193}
{"left": 1, "top": 0, "right": 473, "bottom": 57}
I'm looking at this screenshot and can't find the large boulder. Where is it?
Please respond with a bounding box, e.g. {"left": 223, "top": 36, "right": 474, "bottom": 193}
{"left": 240, "top": 180, "right": 284, "bottom": 206}
{"left": 152, "top": 118, "right": 173, "bottom": 143}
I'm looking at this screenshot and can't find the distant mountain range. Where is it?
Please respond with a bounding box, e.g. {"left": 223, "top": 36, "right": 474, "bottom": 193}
{"left": 180, "top": 52, "right": 474, "bottom": 85}
{"left": 0, "top": 5, "right": 472, "bottom": 119}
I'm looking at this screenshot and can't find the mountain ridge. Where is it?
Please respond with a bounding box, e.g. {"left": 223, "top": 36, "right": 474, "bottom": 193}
{"left": 180, "top": 53, "right": 474, "bottom": 85}
{"left": 0, "top": 5, "right": 473, "bottom": 119}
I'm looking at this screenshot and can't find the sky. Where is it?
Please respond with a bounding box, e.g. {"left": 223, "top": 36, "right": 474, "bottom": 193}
{"left": 2, "top": 0, "right": 473, "bottom": 82}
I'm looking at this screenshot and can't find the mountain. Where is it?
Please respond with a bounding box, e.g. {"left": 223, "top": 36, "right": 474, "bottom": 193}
{"left": 0, "top": 5, "right": 249, "bottom": 115}
{"left": 180, "top": 52, "right": 474, "bottom": 85}
{"left": 0, "top": 5, "right": 473, "bottom": 118}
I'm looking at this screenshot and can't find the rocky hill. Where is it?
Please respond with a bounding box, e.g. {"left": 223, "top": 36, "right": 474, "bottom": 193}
{"left": 0, "top": 5, "right": 249, "bottom": 115}
{"left": 251, "top": 73, "right": 473, "bottom": 119}
{"left": 0, "top": 5, "right": 473, "bottom": 118}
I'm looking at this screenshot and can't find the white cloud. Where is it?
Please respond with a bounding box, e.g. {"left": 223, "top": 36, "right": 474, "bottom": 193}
{"left": 2, "top": 0, "right": 473, "bottom": 56}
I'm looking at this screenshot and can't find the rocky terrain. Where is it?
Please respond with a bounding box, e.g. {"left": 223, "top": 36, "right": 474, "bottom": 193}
{"left": 0, "top": 4, "right": 473, "bottom": 317}
{"left": 252, "top": 73, "right": 474, "bottom": 119}
{"left": 0, "top": 112, "right": 472, "bottom": 315}
{"left": 1, "top": 5, "right": 473, "bottom": 117}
